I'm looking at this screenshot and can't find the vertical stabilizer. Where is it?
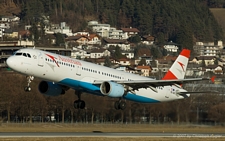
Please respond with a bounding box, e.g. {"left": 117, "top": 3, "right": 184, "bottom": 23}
{"left": 162, "top": 49, "right": 190, "bottom": 80}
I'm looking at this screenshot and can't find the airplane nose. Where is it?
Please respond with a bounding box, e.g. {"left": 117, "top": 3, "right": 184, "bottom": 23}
{"left": 6, "top": 57, "right": 15, "bottom": 69}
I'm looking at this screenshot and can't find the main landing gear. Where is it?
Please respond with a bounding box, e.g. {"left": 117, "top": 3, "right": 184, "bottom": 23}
{"left": 24, "top": 76, "right": 34, "bottom": 92}
{"left": 74, "top": 91, "right": 85, "bottom": 109}
{"left": 114, "top": 99, "right": 126, "bottom": 110}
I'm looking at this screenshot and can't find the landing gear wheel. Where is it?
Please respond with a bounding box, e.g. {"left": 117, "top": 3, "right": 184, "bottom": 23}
{"left": 74, "top": 100, "right": 85, "bottom": 109}
{"left": 119, "top": 101, "right": 126, "bottom": 110}
{"left": 114, "top": 100, "right": 126, "bottom": 110}
{"left": 24, "top": 86, "right": 31, "bottom": 92}
{"left": 114, "top": 101, "right": 120, "bottom": 110}
{"left": 74, "top": 91, "right": 86, "bottom": 109}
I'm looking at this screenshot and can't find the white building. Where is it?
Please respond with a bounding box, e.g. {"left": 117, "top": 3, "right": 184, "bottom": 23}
{"left": 109, "top": 28, "right": 128, "bottom": 39}
{"left": 122, "top": 52, "right": 134, "bottom": 59}
{"left": 164, "top": 41, "right": 179, "bottom": 52}
{"left": 193, "top": 41, "right": 221, "bottom": 56}
{"left": 71, "top": 48, "right": 90, "bottom": 59}
{"left": 90, "top": 49, "right": 110, "bottom": 58}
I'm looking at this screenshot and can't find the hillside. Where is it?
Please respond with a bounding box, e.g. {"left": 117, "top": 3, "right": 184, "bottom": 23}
{"left": 0, "top": 1, "right": 224, "bottom": 50}
{"left": 210, "top": 8, "right": 225, "bottom": 38}
{"left": 0, "top": 1, "right": 20, "bottom": 16}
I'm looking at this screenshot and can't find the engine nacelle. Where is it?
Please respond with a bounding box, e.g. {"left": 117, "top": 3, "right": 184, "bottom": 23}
{"left": 100, "top": 81, "right": 124, "bottom": 98}
{"left": 38, "top": 81, "right": 63, "bottom": 96}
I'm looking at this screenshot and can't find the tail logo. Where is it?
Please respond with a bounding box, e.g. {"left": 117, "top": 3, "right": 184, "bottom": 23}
{"left": 177, "top": 61, "right": 185, "bottom": 72}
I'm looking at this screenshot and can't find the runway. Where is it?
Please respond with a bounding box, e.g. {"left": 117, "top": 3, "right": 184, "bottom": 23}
{"left": 0, "top": 132, "right": 224, "bottom": 138}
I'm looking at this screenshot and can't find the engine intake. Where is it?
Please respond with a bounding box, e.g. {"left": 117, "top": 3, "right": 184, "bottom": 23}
{"left": 100, "top": 81, "right": 124, "bottom": 98}
{"left": 38, "top": 81, "right": 63, "bottom": 96}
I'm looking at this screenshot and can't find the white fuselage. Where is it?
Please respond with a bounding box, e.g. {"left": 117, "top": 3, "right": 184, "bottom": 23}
{"left": 6, "top": 48, "right": 187, "bottom": 103}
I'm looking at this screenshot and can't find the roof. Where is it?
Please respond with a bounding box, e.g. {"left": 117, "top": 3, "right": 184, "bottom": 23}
{"left": 136, "top": 48, "right": 151, "bottom": 57}
{"left": 66, "top": 35, "right": 88, "bottom": 41}
{"left": 165, "top": 41, "right": 179, "bottom": 46}
{"left": 89, "top": 34, "right": 100, "bottom": 40}
{"left": 196, "top": 56, "right": 216, "bottom": 60}
{"left": 18, "top": 30, "right": 30, "bottom": 36}
{"left": 121, "top": 28, "right": 140, "bottom": 32}
{"left": 104, "top": 38, "right": 127, "bottom": 44}
{"left": 116, "top": 58, "right": 130, "bottom": 61}
{"left": 136, "top": 65, "right": 151, "bottom": 69}
{"left": 91, "top": 49, "right": 107, "bottom": 53}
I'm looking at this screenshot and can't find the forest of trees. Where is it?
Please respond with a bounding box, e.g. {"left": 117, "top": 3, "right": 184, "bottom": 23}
{"left": 0, "top": 0, "right": 224, "bottom": 51}
{"left": 0, "top": 69, "right": 225, "bottom": 124}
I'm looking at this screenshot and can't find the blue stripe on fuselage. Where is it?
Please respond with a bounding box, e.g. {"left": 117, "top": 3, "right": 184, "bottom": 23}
{"left": 58, "top": 78, "right": 160, "bottom": 103}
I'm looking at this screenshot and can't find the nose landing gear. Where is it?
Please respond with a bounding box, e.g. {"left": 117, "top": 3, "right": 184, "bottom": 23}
{"left": 24, "top": 76, "right": 34, "bottom": 92}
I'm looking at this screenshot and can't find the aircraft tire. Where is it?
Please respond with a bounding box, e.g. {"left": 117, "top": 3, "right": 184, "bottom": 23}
{"left": 79, "top": 100, "right": 85, "bottom": 109}
{"left": 114, "top": 101, "right": 120, "bottom": 110}
{"left": 24, "top": 86, "right": 31, "bottom": 92}
{"left": 119, "top": 101, "right": 126, "bottom": 110}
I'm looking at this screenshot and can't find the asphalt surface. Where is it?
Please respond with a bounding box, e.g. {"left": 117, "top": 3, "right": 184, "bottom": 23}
{"left": 0, "top": 132, "right": 224, "bottom": 138}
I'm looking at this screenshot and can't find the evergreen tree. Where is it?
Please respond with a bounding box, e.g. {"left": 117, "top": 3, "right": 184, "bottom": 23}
{"left": 128, "top": 35, "right": 141, "bottom": 43}
{"left": 55, "top": 33, "right": 65, "bottom": 46}
{"left": 138, "top": 58, "right": 146, "bottom": 66}
{"left": 114, "top": 46, "right": 122, "bottom": 59}
{"left": 104, "top": 56, "right": 111, "bottom": 67}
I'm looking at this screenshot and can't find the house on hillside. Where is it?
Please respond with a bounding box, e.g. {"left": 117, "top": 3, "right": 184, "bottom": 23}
{"left": 135, "top": 56, "right": 153, "bottom": 65}
{"left": 112, "top": 58, "right": 131, "bottom": 66}
{"left": 71, "top": 48, "right": 90, "bottom": 59}
{"left": 121, "top": 27, "right": 140, "bottom": 38}
{"left": 109, "top": 27, "right": 128, "bottom": 39}
{"left": 103, "top": 38, "right": 130, "bottom": 50}
{"left": 66, "top": 35, "right": 89, "bottom": 46}
{"left": 121, "top": 51, "right": 134, "bottom": 59}
{"left": 191, "top": 56, "right": 216, "bottom": 66}
{"left": 88, "top": 21, "right": 111, "bottom": 38}
{"left": 1, "top": 16, "right": 20, "bottom": 22}
{"left": 164, "top": 41, "right": 179, "bottom": 53}
{"left": 136, "top": 65, "right": 152, "bottom": 77}
{"left": 88, "top": 33, "right": 101, "bottom": 45}
{"left": 4, "top": 29, "right": 18, "bottom": 39}
{"left": 115, "top": 65, "right": 139, "bottom": 74}
{"left": 193, "top": 41, "right": 222, "bottom": 56}
{"left": 205, "top": 65, "right": 223, "bottom": 74}
{"left": 90, "top": 49, "right": 110, "bottom": 58}
{"left": 141, "top": 35, "right": 155, "bottom": 45}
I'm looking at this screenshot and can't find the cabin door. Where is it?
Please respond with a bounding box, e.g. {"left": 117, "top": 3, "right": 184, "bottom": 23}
{"left": 76, "top": 65, "right": 81, "bottom": 76}
{"left": 38, "top": 52, "right": 44, "bottom": 67}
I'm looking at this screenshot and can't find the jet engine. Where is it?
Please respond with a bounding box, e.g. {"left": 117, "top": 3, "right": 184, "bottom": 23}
{"left": 100, "top": 81, "right": 125, "bottom": 97}
{"left": 38, "top": 81, "right": 64, "bottom": 96}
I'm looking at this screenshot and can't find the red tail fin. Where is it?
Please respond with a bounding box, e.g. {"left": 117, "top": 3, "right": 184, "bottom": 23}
{"left": 162, "top": 49, "right": 190, "bottom": 80}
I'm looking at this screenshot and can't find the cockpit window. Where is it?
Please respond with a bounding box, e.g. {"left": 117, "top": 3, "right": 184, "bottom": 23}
{"left": 15, "top": 52, "right": 31, "bottom": 58}
{"left": 27, "top": 53, "right": 31, "bottom": 58}
{"left": 23, "top": 53, "right": 27, "bottom": 57}
{"left": 15, "top": 52, "right": 22, "bottom": 56}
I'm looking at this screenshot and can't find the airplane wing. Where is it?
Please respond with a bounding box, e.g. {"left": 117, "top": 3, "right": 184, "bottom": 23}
{"left": 93, "top": 77, "right": 211, "bottom": 90}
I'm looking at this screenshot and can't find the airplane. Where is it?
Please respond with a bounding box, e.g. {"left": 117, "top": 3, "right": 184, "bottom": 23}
{"left": 6, "top": 48, "right": 211, "bottom": 110}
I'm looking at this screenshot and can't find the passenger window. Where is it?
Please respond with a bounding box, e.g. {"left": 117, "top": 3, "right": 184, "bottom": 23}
{"left": 23, "top": 53, "right": 27, "bottom": 57}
